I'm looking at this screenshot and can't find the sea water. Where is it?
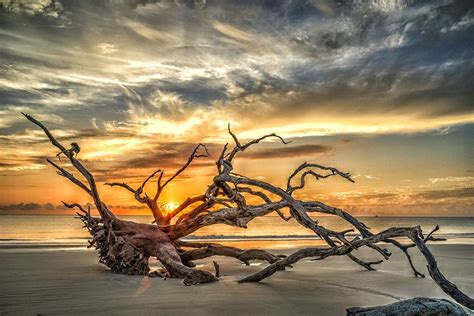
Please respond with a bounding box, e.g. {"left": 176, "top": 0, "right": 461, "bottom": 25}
{"left": 1, "top": 215, "right": 473, "bottom": 251}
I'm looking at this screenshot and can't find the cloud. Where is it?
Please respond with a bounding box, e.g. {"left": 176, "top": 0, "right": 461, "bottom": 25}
{"left": 413, "top": 187, "right": 474, "bottom": 201}
{"left": 115, "top": 142, "right": 217, "bottom": 171}
{"left": 0, "top": 202, "right": 60, "bottom": 211}
{"left": 343, "top": 202, "right": 474, "bottom": 217}
{"left": 0, "top": 0, "right": 472, "bottom": 140}
{"left": 329, "top": 186, "right": 474, "bottom": 207}
{"left": 241, "top": 144, "right": 331, "bottom": 160}
{"left": 212, "top": 20, "right": 255, "bottom": 43}
{"left": 429, "top": 176, "right": 474, "bottom": 185}
{"left": 364, "top": 175, "right": 380, "bottom": 180}
{"left": 0, "top": 202, "right": 149, "bottom": 214}
{"left": 1, "top": 0, "right": 59, "bottom": 15}
{"left": 0, "top": 107, "right": 64, "bottom": 129}
{"left": 0, "top": 0, "right": 72, "bottom": 27}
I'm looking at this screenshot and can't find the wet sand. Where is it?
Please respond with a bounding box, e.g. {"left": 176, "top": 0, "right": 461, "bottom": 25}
{"left": 0, "top": 244, "right": 473, "bottom": 315}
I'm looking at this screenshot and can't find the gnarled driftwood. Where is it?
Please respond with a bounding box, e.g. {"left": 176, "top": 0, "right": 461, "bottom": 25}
{"left": 24, "top": 113, "right": 473, "bottom": 309}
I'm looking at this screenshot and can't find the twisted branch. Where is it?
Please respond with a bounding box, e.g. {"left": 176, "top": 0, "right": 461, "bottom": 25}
{"left": 23, "top": 113, "right": 113, "bottom": 219}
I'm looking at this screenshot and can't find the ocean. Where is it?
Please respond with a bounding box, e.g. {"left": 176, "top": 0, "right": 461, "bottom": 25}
{"left": 1, "top": 215, "right": 473, "bottom": 252}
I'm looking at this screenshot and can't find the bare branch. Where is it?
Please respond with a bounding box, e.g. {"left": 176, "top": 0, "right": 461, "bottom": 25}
{"left": 225, "top": 124, "right": 291, "bottom": 162}
{"left": 167, "top": 195, "right": 207, "bottom": 219}
{"left": 104, "top": 182, "right": 136, "bottom": 195}
{"left": 142, "top": 169, "right": 162, "bottom": 188}
{"left": 238, "top": 225, "right": 474, "bottom": 311}
{"left": 62, "top": 201, "right": 89, "bottom": 214}
{"left": 411, "top": 227, "right": 474, "bottom": 309}
{"left": 237, "top": 186, "right": 292, "bottom": 221}
{"left": 346, "top": 254, "right": 383, "bottom": 271}
{"left": 177, "top": 241, "right": 281, "bottom": 265}
{"left": 287, "top": 162, "right": 354, "bottom": 194}
{"left": 21, "top": 112, "right": 67, "bottom": 153}
{"left": 153, "top": 143, "right": 209, "bottom": 202}
{"left": 47, "top": 159, "right": 92, "bottom": 196}
{"left": 24, "top": 113, "right": 113, "bottom": 219}
{"left": 227, "top": 123, "right": 241, "bottom": 148}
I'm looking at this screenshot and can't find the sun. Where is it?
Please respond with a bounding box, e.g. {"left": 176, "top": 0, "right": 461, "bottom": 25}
{"left": 164, "top": 201, "right": 179, "bottom": 213}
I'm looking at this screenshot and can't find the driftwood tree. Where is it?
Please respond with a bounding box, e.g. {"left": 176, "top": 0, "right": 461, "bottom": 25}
{"left": 24, "top": 113, "right": 473, "bottom": 310}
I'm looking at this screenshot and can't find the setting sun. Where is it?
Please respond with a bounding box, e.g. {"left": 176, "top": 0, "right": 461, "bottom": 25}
{"left": 164, "top": 201, "right": 179, "bottom": 213}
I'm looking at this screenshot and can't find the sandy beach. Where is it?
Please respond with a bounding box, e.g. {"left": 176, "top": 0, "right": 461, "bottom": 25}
{"left": 0, "top": 243, "right": 473, "bottom": 315}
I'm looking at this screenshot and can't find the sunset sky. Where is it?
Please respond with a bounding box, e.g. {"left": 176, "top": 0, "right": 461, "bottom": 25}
{"left": 0, "top": 0, "right": 472, "bottom": 216}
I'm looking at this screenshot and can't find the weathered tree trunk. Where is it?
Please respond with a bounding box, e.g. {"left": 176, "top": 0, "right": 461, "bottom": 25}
{"left": 74, "top": 207, "right": 217, "bottom": 283}
{"left": 24, "top": 113, "right": 474, "bottom": 310}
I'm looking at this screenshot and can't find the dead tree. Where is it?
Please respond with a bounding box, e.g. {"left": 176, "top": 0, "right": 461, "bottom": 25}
{"left": 24, "top": 113, "right": 473, "bottom": 310}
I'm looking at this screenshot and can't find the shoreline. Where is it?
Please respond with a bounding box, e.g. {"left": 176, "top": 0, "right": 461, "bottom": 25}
{"left": 1, "top": 235, "right": 474, "bottom": 252}
{"left": 1, "top": 244, "right": 473, "bottom": 315}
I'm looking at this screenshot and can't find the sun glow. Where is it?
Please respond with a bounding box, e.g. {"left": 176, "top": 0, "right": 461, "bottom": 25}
{"left": 164, "top": 201, "right": 179, "bottom": 213}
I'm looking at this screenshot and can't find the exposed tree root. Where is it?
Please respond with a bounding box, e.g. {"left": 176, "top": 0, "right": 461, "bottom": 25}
{"left": 72, "top": 204, "right": 216, "bottom": 284}
{"left": 156, "top": 241, "right": 218, "bottom": 285}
